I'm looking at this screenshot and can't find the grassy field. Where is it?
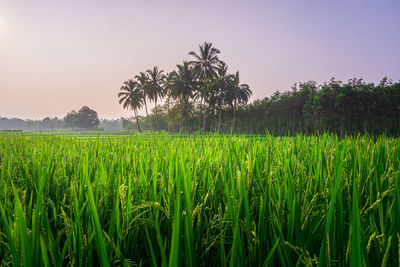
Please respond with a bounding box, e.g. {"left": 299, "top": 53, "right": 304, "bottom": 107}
{"left": 0, "top": 129, "right": 137, "bottom": 136}
{"left": 0, "top": 134, "right": 399, "bottom": 266}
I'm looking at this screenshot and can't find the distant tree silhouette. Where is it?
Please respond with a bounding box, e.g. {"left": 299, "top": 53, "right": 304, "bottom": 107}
{"left": 64, "top": 110, "right": 79, "bottom": 129}
{"left": 212, "top": 62, "right": 233, "bottom": 132}
{"left": 166, "top": 61, "right": 198, "bottom": 132}
{"left": 135, "top": 72, "right": 152, "bottom": 130}
{"left": 76, "top": 106, "right": 100, "bottom": 129}
{"left": 115, "top": 42, "right": 400, "bottom": 136}
{"left": 189, "top": 42, "right": 221, "bottom": 132}
{"left": 64, "top": 106, "right": 99, "bottom": 129}
{"left": 147, "top": 66, "right": 165, "bottom": 132}
{"left": 228, "top": 71, "right": 251, "bottom": 132}
{"left": 118, "top": 79, "right": 143, "bottom": 132}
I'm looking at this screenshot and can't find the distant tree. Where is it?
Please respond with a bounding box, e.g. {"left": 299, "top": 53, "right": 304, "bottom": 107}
{"left": 99, "top": 118, "right": 123, "bottom": 131}
{"left": 116, "top": 42, "right": 400, "bottom": 136}
{"left": 167, "top": 61, "right": 198, "bottom": 132}
{"left": 64, "top": 110, "right": 79, "bottom": 129}
{"left": 42, "top": 117, "right": 52, "bottom": 129}
{"left": 118, "top": 79, "right": 143, "bottom": 132}
{"left": 228, "top": 71, "right": 252, "bottom": 132}
{"left": 212, "top": 62, "right": 233, "bottom": 132}
{"left": 189, "top": 42, "right": 221, "bottom": 132}
{"left": 51, "top": 117, "right": 65, "bottom": 129}
{"left": 76, "top": 106, "right": 100, "bottom": 129}
{"left": 135, "top": 72, "right": 152, "bottom": 130}
{"left": 64, "top": 107, "right": 100, "bottom": 129}
{"left": 147, "top": 66, "right": 165, "bottom": 132}
{"left": 121, "top": 117, "right": 137, "bottom": 130}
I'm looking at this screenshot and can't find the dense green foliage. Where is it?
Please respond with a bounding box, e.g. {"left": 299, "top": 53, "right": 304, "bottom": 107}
{"left": 118, "top": 43, "right": 400, "bottom": 136}
{"left": 122, "top": 77, "right": 400, "bottom": 136}
{"left": 0, "top": 117, "right": 122, "bottom": 131}
{"left": 1, "top": 134, "right": 399, "bottom": 266}
{"left": 64, "top": 106, "right": 100, "bottom": 130}
{"left": 234, "top": 78, "right": 400, "bottom": 136}
{"left": 118, "top": 42, "right": 253, "bottom": 134}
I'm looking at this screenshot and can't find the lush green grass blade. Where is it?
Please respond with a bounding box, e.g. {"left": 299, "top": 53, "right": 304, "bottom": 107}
{"left": 0, "top": 203, "right": 21, "bottom": 267}
{"left": 169, "top": 171, "right": 182, "bottom": 267}
{"left": 262, "top": 238, "right": 280, "bottom": 267}
{"left": 11, "top": 182, "right": 32, "bottom": 267}
{"left": 39, "top": 235, "right": 51, "bottom": 267}
{"left": 351, "top": 160, "right": 362, "bottom": 267}
{"left": 0, "top": 134, "right": 398, "bottom": 266}
{"left": 84, "top": 170, "right": 110, "bottom": 267}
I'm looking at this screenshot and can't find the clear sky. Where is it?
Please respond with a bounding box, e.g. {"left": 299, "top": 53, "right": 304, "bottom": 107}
{"left": 0, "top": 0, "right": 399, "bottom": 119}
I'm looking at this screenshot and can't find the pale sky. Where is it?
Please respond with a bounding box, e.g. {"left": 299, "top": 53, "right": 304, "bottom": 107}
{"left": 1, "top": 0, "right": 399, "bottom": 119}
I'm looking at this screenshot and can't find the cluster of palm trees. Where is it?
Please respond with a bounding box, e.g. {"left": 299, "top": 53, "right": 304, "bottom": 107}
{"left": 118, "top": 42, "right": 252, "bottom": 133}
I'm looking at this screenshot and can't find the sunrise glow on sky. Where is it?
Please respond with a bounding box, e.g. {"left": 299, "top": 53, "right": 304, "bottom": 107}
{"left": 0, "top": 0, "right": 399, "bottom": 119}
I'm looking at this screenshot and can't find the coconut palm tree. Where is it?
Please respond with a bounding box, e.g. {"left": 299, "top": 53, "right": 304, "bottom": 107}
{"left": 167, "top": 61, "right": 198, "bottom": 132}
{"left": 135, "top": 72, "right": 151, "bottom": 130}
{"left": 118, "top": 79, "right": 144, "bottom": 132}
{"left": 147, "top": 66, "right": 165, "bottom": 132}
{"left": 212, "top": 62, "right": 233, "bottom": 132}
{"left": 189, "top": 42, "right": 221, "bottom": 132}
{"left": 229, "top": 71, "right": 252, "bottom": 132}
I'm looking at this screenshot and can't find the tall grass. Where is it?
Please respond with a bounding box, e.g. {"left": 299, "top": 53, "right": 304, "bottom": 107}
{"left": 0, "top": 134, "right": 399, "bottom": 266}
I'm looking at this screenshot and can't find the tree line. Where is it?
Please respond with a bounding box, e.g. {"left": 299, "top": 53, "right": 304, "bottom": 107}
{"left": 234, "top": 77, "right": 400, "bottom": 136}
{"left": 118, "top": 42, "right": 252, "bottom": 133}
{"left": 119, "top": 42, "right": 400, "bottom": 136}
{"left": 1, "top": 41, "right": 398, "bottom": 135}
{"left": 64, "top": 106, "right": 100, "bottom": 129}
{"left": 0, "top": 106, "right": 122, "bottom": 131}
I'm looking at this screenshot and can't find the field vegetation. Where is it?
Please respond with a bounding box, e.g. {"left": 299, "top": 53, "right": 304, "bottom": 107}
{"left": 0, "top": 134, "right": 399, "bottom": 266}
{"left": 116, "top": 42, "right": 400, "bottom": 137}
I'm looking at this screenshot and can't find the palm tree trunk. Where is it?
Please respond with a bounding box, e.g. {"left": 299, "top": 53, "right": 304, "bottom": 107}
{"left": 232, "top": 100, "right": 237, "bottom": 133}
{"left": 179, "top": 98, "right": 183, "bottom": 133}
{"left": 202, "top": 86, "right": 207, "bottom": 133}
{"left": 134, "top": 109, "right": 142, "bottom": 133}
{"left": 155, "top": 99, "right": 160, "bottom": 133}
{"left": 180, "top": 108, "right": 183, "bottom": 133}
{"left": 217, "top": 101, "right": 222, "bottom": 133}
{"left": 144, "top": 98, "right": 151, "bottom": 131}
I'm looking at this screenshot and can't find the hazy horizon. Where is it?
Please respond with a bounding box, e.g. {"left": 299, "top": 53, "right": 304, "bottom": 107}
{"left": 1, "top": 0, "right": 399, "bottom": 120}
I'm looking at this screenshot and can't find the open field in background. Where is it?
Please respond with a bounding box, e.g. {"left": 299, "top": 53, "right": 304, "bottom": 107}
{"left": 0, "top": 134, "right": 399, "bottom": 266}
{"left": 0, "top": 130, "right": 268, "bottom": 140}
{"left": 0, "top": 129, "right": 136, "bottom": 137}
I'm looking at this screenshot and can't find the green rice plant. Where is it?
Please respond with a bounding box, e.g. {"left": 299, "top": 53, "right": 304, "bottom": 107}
{"left": 0, "top": 134, "right": 399, "bottom": 266}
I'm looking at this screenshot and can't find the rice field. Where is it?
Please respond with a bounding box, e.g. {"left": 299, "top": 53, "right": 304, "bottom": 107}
{"left": 0, "top": 134, "right": 399, "bottom": 266}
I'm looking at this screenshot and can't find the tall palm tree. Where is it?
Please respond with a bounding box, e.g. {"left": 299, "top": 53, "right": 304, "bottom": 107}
{"left": 135, "top": 72, "right": 151, "bottom": 130}
{"left": 229, "top": 71, "right": 252, "bottom": 132}
{"left": 213, "top": 62, "right": 233, "bottom": 132}
{"left": 147, "top": 66, "right": 165, "bottom": 132}
{"left": 118, "top": 79, "right": 144, "bottom": 132}
{"left": 189, "top": 42, "right": 221, "bottom": 132}
{"left": 167, "top": 61, "right": 198, "bottom": 132}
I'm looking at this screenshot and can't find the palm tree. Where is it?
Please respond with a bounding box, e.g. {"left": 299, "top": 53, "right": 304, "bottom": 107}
{"left": 118, "top": 79, "right": 144, "bottom": 132}
{"left": 135, "top": 72, "right": 151, "bottom": 130}
{"left": 167, "top": 61, "right": 198, "bottom": 132}
{"left": 189, "top": 42, "right": 221, "bottom": 132}
{"left": 229, "top": 71, "right": 252, "bottom": 132}
{"left": 213, "top": 62, "right": 233, "bottom": 132}
{"left": 147, "top": 66, "right": 165, "bottom": 132}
